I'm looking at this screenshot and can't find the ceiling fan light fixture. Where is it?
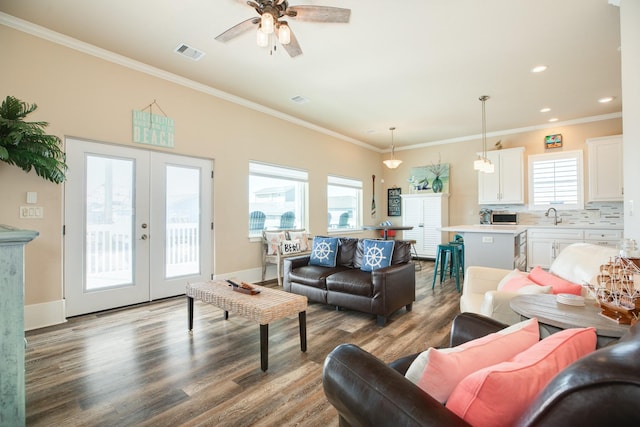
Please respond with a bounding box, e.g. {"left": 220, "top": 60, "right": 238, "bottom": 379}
{"left": 256, "top": 26, "right": 269, "bottom": 47}
{"left": 278, "top": 23, "right": 291, "bottom": 45}
{"left": 261, "top": 12, "right": 275, "bottom": 34}
{"left": 383, "top": 127, "right": 403, "bottom": 169}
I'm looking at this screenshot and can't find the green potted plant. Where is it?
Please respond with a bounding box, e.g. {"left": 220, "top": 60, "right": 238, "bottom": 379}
{"left": 0, "top": 95, "right": 67, "bottom": 183}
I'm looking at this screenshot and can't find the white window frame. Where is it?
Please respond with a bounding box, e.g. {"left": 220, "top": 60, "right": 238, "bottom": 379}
{"left": 248, "top": 161, "right": 308, "bottom": 237}
{"left": 528, "top": 150, "right": 584, "bottom": 211}
{"left": 327, "top": 175, "right": 363, "bottom": 233}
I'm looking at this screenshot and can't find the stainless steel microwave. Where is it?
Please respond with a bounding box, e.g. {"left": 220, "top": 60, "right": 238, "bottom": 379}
{"left": 491, "top": 211, "right": 518, "bottom": 225}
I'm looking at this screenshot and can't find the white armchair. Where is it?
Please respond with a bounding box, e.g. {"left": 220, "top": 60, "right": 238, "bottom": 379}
{"left": 460, "top": 243, "right": 619, "bottom": 325}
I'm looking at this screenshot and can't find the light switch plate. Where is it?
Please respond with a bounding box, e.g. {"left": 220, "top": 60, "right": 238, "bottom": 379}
{"left": 19, "top": 205, "right": 43, "bottom": 219}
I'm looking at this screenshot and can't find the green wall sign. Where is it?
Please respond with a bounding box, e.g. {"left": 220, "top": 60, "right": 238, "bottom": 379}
{"left": 132, "top": 110, "right": 175, "bottom": 148}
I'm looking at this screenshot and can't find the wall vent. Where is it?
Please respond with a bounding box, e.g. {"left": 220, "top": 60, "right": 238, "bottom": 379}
{"left": 174, "top": 43, "right": 206, "bottom": 61}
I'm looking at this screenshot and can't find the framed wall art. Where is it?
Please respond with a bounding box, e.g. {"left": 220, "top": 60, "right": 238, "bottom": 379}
{"left": 545, "top": 134, "right": 563, "bottom": 149}
{"left": 387, "top": 187, "right": 401, "bottom": 216}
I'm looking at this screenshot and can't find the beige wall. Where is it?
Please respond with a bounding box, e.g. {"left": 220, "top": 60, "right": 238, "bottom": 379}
{"left": 379, "top": 118, "right": 622, "bottom": 227}
{"left": 0, "top": 26, "right": 381, "bottom": 310}
{"left": 0, "top": 23, "right": 625, "bottom": 325}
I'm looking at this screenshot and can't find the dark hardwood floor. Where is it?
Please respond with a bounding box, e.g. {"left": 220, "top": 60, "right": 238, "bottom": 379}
{"left": 25, "top": 261, "right": 461, "bottom": 426}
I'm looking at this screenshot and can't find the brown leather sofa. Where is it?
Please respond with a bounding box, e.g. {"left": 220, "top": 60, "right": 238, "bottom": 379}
{"left": 323, "top": 312, "right": 640, "bottom": 426}
{"left": 283, "top": 237, "right": 415, "bottom": 326}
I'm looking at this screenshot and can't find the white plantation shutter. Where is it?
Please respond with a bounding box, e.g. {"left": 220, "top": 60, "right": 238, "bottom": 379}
{"left": 529, "top": 150, "right": 583, "bottom": 210}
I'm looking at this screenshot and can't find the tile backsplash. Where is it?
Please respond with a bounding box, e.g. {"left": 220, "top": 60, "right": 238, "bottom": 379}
{"left": 488, "top": 202, "right": 623, "bottom": 227}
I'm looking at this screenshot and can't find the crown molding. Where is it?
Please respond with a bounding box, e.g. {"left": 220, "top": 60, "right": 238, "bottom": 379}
{"left": 0, "top": 12, "right": 375, "bottom": 151}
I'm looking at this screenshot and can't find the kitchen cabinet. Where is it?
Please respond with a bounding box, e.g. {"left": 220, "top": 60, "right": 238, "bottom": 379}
{"left": 478, "top": 147, "right": 524, "bottom": 204}
{"left": 584, "top": 228, "right": 623, "bottom": 248}
{"left": 587, "top": 135, "right": 623, "bottom": 202}
{"left": 527, "top": 228, "right": 584, "bottom": 270}
{"left": 401, "top": 193, "right": 449, "bottom": 258}
{"left": 527, "top": 227, "right": 622, "bottom": 270}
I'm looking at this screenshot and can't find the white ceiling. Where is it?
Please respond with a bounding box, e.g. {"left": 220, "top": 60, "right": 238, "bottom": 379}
{"left": 0, "top": 0, "right": 622, "bottom": 151}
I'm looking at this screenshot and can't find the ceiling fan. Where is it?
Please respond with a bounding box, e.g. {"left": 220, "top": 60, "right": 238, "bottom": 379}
{"left": 215, "top": 0, "right": 351, "bottom": 57}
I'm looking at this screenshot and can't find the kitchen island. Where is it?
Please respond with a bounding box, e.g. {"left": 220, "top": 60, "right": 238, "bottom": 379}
{"left": 441, "top": 225, "right": 528, "bottom": 270}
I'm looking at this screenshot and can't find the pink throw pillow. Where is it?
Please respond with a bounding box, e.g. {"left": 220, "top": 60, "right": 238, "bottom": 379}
{"left": 501, "top": 275, "right": 543, "bottom": 292}
{"left": 528, "top": 266, "right": 582, "bottom": 295}
{"left": 446, "top": 327, "right": 596, "bottom": 427}
{"left": 409, "top": 318, "right": 539, "bottom": 404}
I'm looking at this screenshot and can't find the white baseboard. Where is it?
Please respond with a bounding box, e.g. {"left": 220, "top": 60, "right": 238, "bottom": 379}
{"left": 214, "top": 267, "right": 270, "bottom": 283}
{"left": 23, "top": 268, "right": 271, "bottom": 332}
{"left": 25, "top": 299, "right": 66, "bottom": 331}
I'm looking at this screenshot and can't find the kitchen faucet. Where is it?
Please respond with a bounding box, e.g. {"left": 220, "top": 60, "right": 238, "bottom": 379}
{"left": 545, "top": 207, "right": 562, "bottom": 225}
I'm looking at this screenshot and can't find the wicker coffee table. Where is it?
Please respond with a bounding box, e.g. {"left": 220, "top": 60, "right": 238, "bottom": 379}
{"left": 186, "top": 280, "right": 308, "bottom": 371}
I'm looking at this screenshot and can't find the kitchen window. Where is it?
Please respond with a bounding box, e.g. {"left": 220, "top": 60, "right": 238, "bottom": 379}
{"left": 528, "top": 150, "right": 583, "bottom": 210}
{"left": 327, "top": 175, "right": 362, "bottom": 231}
{"left": 248, "top": 161, "right": 308, "bottom": 237}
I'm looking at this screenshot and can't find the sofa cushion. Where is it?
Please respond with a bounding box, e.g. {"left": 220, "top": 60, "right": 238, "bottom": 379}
{"left": 496, "top": 268, "right": 527, "bottom": 291}
{"left": 310, "top": 237, "right": 339, "bottom": 267}
{"left": 500, "top": 274, "right": 552, "bottom": 294}
{"left": 390, "top": 240, "right": 411, "bottom": 264}
{"left": 528, "top": 266, "right": 582, "bottom": 295}
{"left": 337, "top": 237, "right": 359, "bottom": 267}
{"left": 446, "top": 327, "right": 597, "bottom": 427}
{"left": 361, "top": 239, "right": 395, "bottom": 272}
{"left": 288, "top": 265, "right": 350, "bottom": 289}
{"left": 326, "top": 269, "right": 373, "bottom": 297}
{"left": 405, "top": 317, "right": 539, "bottom": 403}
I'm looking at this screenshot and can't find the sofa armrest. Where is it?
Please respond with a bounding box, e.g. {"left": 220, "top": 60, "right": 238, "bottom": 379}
{"left": 462, "top": 266, "right": 512, "bottom": 295}
{"left": 323, "top": 344, "right": 470, "bottom": 427}
{"left": 371, "top": 262, "right": 416, "bottom": 315}
{"left": 479, "top": 290, "right": 525, "bottom": 325}
{"left": 283, "top": 255, "right": 310, "bottom": 271}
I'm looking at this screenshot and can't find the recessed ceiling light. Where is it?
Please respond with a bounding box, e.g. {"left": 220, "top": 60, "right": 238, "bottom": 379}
{"left": 548, "top": 118, "right": 559, "bottom": 122}
{"left": 598, "top": 96, "right": 615, "bottom": 103}
{"left": 531, "top": 65, "right": 548, "bottom": 73}
{"left": 540, "top": 107, "right": 551, "bottom": 113}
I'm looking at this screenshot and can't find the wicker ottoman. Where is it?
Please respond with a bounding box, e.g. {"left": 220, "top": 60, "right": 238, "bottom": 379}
{"left": 186, "top": 280, "right": 308, "bottom": 371}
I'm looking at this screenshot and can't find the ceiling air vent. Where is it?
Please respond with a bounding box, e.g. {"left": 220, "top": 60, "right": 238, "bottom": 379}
{"left": 290, "top": 95, "right": 310, "bottom": 105}
{"left": 174, "top": 43, "right": 206, "bottom": 61}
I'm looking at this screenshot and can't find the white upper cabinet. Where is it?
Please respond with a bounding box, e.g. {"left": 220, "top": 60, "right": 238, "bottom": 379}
{"left": 478, "top": 147, "right": 525, "bottom": 204}
{"left": 587, "top": 135, "right": 623, "bottom": 202}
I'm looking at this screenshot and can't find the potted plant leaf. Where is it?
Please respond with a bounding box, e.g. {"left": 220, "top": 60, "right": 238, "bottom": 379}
{"left": 0, "top": 95, "right": 67, "bottom": 183}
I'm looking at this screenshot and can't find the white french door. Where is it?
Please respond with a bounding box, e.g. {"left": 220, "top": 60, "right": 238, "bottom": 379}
{"left": 64, "top": 139, "right": 212, "bottom": 317}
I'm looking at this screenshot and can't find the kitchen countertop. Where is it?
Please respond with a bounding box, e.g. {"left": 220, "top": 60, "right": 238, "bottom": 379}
{"left": 441, "top": 224, "right": 622, "bottom": 234}
{"left": 440, "top": 225, "right": 528, "bottom": 234}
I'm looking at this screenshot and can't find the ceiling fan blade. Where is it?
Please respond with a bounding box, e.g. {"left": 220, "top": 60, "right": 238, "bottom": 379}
{"left": 215, "top": 17, "right": 260, "bottom": 42}
{"left": 280, "top": 28, "right": 303, "bottom": 57}
{"left": 287, "top": 6, "right": 351, "bottom": 23}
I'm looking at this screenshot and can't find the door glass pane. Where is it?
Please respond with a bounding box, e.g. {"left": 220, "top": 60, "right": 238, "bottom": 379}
{"left": 166, "top": 165, "right": 200, "bottom": 278}
{"left": 85, "top": 155, "right": 134, "bottom": 290}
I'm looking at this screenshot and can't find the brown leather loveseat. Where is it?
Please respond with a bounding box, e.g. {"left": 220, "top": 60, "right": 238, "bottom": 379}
{"left": 323, "top": 312, "right": 640, "bottom": 426}
{"left": 283, "top": 237, "right": 415, "bottom": 326}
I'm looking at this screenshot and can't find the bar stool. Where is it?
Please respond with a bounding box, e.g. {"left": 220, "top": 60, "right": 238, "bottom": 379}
{"left": 407, "top": 239, "right": 422, "bottom": 271}
{"left": 432, "top": 243, "right": 462, "bottom": 292}
{"left": 449, "top": 234, "right": 464, "bottom": 279}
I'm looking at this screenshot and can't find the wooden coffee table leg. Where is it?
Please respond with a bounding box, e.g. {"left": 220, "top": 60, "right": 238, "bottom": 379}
{"left": 299, "top": 311, "right": 307, "bottom": 352}
{"left": 260, "top": 324, "right": 269, "bottom": 371}
{"left": 187, "top": 296, "right": 194, "bottom": 331}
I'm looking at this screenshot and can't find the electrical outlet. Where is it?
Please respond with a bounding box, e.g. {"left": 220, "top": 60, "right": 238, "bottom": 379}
{"left": 482, "top": 236, "right": 494, "bottom": 243}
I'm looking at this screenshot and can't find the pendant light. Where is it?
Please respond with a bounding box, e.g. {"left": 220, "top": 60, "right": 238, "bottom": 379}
{"left": 474, "top": 95, "right": 495, "bottom": 173}
{"left": 383, "top": 127, "right": 403, "bottom": 169}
